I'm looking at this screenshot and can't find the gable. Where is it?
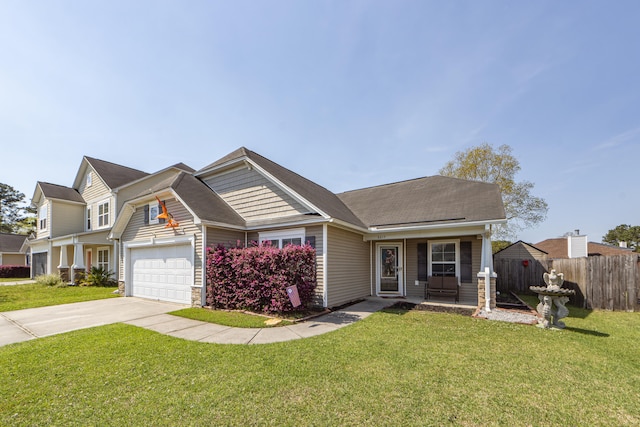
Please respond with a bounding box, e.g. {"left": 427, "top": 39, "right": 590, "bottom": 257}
{"left": 201, "top": 165, "right": 311, "bottom": 223}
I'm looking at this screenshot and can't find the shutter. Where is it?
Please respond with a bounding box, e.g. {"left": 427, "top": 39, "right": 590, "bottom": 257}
{"left": 417, "top": 243, "right": 427, "bottom": 281}
{"left": 305, "top": 236, "right": 316, "bottom": 249}
{"left": 461, "top": 241, "right": 472, "bottom": 282}
{"left": 158, "top": 201, "right": 166, "bottom": 224}
{"left": 143, "top": 205, "right": 149, "bottom": 225}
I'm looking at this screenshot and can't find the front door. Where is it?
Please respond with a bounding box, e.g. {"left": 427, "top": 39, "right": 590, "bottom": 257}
{"left": 377, "top": 243, "right": 403, "bottom": 295}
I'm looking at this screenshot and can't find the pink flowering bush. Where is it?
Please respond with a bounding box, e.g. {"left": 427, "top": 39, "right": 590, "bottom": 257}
{"left": 206, "top": 243, "right": 317, "bottom": 314}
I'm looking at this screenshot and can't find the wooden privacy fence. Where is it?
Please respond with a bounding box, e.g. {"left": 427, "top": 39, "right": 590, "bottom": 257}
{"left": 495, "top": 254, "right": 640, "bottom": 311}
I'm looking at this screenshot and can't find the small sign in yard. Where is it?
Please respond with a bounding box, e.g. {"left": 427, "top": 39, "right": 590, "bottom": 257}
{"left": 286, "top": 285, "right": 301, "bottom": 307}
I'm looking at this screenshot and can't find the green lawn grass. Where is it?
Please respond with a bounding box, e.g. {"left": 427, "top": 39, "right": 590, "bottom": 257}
{"left": 170, "top": 307, "right": 294, "bottom": 328}
{"left": 0, "top": 283, "right": 118, "bottom": 312}
{"left": 1, "top": 304, "right": 638, "bottom": 425}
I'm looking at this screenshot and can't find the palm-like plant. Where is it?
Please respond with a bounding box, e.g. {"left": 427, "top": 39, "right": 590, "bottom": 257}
{"left": 81, "top": 266, "right": 117, "bottom": 287}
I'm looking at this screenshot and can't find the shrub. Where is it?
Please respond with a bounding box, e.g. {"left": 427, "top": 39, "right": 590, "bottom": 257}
{"left": 0, "top": 265, "right": 30, "bottom": 278}
{"left": 80, "top": 267, "right": 117, "bottom": 287}
{"left": 206, "top": 244, "right": 317, "bottom": 314}
{"left": 35, "top": 273, "right": 67, "bottom": 288}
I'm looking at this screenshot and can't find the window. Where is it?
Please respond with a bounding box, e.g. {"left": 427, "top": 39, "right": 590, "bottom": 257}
{"left": 97, "top": 248, "right": 109, "bottom": 271}
{"left": 39, "top": 203, "right": 48, "bottom": 230}
{"left": 86, "top": 172, "right": 92, "bottom": 187}
{"left": 429, "top": 240, "right": 459, "bottom": 277}
{"left": 148, "top": 202, "right": 160, "bottom": 225}
{"left": 86, "top": 207, "right": 92, "bottom": 231}
{"left": 98, "top": 201, "right": 109, "bottom": 227}
{"left": 259, "top": 228, "right": 305, "bottom": 249}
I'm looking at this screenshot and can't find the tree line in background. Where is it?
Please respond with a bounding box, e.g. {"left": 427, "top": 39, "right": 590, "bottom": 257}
{"left": 0, "top": 183, "right": 35, "bottom": 235}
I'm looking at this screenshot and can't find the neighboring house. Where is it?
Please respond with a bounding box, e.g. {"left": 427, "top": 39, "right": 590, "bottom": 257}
{"left": 26, "top": 156, "right": 193, "bottom": 280}
{"left": 0, "top": 233, "right": 28, "bottom": 266}
{"left": 493, "top": 240, "right": 548, "bottom": 262}
{"left": 30, "top": 147, "right": 507, "bottom": 309}
{"left": 534, "top": 237, "right": 634, "bottom": 259}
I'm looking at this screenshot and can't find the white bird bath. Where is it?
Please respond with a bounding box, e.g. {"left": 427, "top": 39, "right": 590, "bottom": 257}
{"left": 530, "top": 269, "right": 575, "bottom": 329}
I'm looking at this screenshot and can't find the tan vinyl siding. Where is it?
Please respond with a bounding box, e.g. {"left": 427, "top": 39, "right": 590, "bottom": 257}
{"left": 2, "top": 254, "right": 26, "bottom": 265}
{"left": 206, "top": 228, "right": 246, "bottom": 249}
{"left": 119, "top": 199, "right": 203, "bottom": 286}
{"left": 50, "top": 201, "right": 85, "bottom": 237}
{"left": 326, "top": 225, "right": 370, "bottom": 307}
{"left": 79, "top": 168, "right": 110, "bottom": 202}
{"left": 202, "top": 167, "right": 309, "bottom": 221}
{"left": 304, "top": 225, "right": 324, "bottom": 306}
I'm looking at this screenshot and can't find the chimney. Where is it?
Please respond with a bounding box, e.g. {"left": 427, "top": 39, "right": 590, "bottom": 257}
{"left": 568, "top": 234, "right": 588, "bottom": 258}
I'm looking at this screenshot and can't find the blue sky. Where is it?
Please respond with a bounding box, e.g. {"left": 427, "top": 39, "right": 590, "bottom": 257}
{"left": 1, "top": 1, "right": 638, "bottom": 244}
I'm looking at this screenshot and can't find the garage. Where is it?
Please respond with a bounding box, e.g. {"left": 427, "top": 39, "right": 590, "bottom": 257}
{"left": 130, "top": 244, "right": 193, "bottom": 304}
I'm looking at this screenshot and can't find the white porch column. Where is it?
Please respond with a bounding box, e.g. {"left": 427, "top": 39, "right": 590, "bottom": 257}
{"left": 477, "top": 228, "right": 497, "bottom": 311}
{"left": 58, "top": 245, "right": 69, "bottom": 268}
{"left": 71, "top": 243, "right": 85, "bottom": 270}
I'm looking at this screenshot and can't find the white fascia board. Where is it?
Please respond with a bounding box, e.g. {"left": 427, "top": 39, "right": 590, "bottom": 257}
{"left": 363, "top": 219, "right": 505, "bottom": 241}
{"left": 71, "top": 157, "right": 90, "bottom": 190}
{"left": 199, "top": 220, "right": 246, "bottom": 231}
{"left": 245, "top": 216, "right": 328, "bottom": 231}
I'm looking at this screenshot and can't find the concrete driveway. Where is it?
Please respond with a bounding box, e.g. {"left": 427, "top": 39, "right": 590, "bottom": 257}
{"left": 0, "top": 297, "right": 185, "bottom": 347}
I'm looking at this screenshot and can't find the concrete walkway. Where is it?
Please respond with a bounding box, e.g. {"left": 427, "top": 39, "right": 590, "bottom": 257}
{"left": 1, "top": 297, "right": 394, "bottom": 347}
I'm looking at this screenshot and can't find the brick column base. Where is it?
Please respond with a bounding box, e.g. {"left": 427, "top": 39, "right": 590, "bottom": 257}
{"left": 118, "top": 280, "right": 125, "bottom": 296}
{"left": 477, "top": 274, "right": 497, "bottom": 310}
{"left": 72, "top": 268, "right": 86, "bottom": 285}
{"left": 58, "top": 267, "right": 70, "bottom": 283}
{"left": 191, "top": 286, "right": 202, "bottom": 308}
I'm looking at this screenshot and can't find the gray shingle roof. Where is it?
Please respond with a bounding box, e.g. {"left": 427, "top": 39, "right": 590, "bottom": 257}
{"left": 338, "top": 175, "right": 506, "bottom": 228}
{"left": 171, "top": 172, "right": 245, "bottom": 227}
{"left": 198, "top": 147, "right": 367, "bottom": 228}
{"left": 38, "top": 182, "right": 85, "bottom": 203}
{"left": 85, "top": 157, "right": 149, "bottom": 189}
{"left": 0, "top": 233, "right": 27, "bottom": 253}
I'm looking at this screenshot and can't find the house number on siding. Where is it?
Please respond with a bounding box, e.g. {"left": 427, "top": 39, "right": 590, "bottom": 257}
{"left": 377, "top": 235, "right": 387, "bottom": 240}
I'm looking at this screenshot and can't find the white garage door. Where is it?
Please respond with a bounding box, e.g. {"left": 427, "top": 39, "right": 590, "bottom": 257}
{"left": 130, "top": 244, "right": 193, "bottom": 304}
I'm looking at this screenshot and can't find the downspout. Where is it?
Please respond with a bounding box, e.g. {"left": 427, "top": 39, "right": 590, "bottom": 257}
{"left": 322, "top": 223, "right": 328, "bottom": 308}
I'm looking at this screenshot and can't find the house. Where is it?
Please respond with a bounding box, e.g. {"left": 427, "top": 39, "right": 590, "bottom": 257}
{"left": 534, "top": 237, "right": 635, "bottom": 259}
{"left": 493, "top": 240, "right": 548, "bottom": 262}
{"left": 27, "top": 157, "right": 193, "bottom": 280}
{"left": 0, "top": 233, "right": 28, "bottom": 266}
{"left": 28, "top": 147, "right": 506, "bottom": 309}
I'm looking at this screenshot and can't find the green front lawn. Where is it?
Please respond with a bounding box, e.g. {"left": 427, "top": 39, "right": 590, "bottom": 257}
{"left": 170, "top": 307, "right": 294, "bottom": 328}
{"left": 0, "top": 283, "right": 118, "bottom": 312}
{"left": 1, "top": 305, "right": 639, "bottom": 425}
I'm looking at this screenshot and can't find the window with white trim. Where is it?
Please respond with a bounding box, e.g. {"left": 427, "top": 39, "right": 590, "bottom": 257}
{"left": 38, "top": 203, "right": 48, "bottom": 230}
{"left": 98, "top": 201, "right": 110, "bottom": 227}
{"left": 86, "top": 207, "right": 92, "bottom": 231}
{"left": 148, "top": 202, "right": 160, "bottom": 225}
{"left": 258, "top": 228, "right": 305, "bottom": 249}
{"left": 97, "top": 248, "right": 109, "bottom": 271}
{"left": 86, "top": 172, "right": 92, "bottom": 187}
{"left": 428, "top": 240, "right": 459, "bottom": 277}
